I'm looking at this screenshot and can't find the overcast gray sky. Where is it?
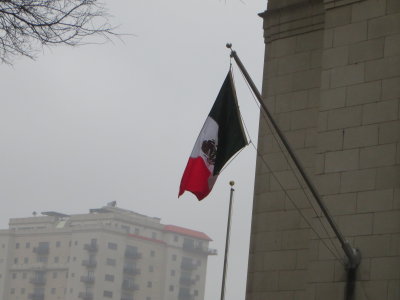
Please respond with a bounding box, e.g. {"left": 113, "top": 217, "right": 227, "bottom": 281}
{"left": 0, "top": 0, "right": 266, "bottom": 299}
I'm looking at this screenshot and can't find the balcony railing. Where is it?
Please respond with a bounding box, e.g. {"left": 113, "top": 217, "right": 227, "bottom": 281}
{"left": 80, "top": 275, "right": 95, "bottom": 284}
{"left": 29, "top": 293, "right": 45, "bottom": 300}
{"left": 33, "top": 246, "right": 49, "bottom": 255}
{"left": 124, "top": 250, "right": 141, "bottom": 260}
{"left": 180, "top": 261, "right": 197, "bottom": 271}
{"left": 30, "top": 277, "right": 46, "bottom": 285}
{"left": 123, "top": 267, "right": 141, "bottom": 276}
{"left": 208, "top": 248, "right": 218, "bottom": 255}
{"left": 78, "top": 292, "right": 93, "bottom": 300}
{"left": 178, "top": 291, "right": 194, "bottom": 300}
{"left": 122, "top": 281, "right": 139, "bottom": 291}
{"left": 179, "top": 276, "right": 195, "bottom": 286}
{"left": 84, "top": 243, "right": 98, "bottom": 252}
{"left": 82, "top": 259, "right": 97, "bottom": 268}
{"left": 182, "top": 243, "right": 217, "bottom": 255}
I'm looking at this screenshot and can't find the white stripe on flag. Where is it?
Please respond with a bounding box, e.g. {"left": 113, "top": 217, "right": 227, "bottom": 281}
{"left": 190, "top": 116, "right": 219, "bottom": 172}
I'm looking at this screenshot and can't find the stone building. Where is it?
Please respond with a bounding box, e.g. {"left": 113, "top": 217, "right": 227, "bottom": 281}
{"left": 0, "top": 204, "right": 215, "bottom": 300}
{"left": 247, "top": 0, "right": 400, "bottom": 299}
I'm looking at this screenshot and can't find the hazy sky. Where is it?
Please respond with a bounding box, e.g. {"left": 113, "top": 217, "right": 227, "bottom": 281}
{"left": 0, "top": 0, "right": 266, "bottom": 299}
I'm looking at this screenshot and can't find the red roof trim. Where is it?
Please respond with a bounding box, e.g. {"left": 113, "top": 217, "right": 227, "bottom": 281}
{"left": 128, "top": 233, "right": 166, "bottom": 245}
{"left": 163, "top": 225, "right": 212, "bottom": 241}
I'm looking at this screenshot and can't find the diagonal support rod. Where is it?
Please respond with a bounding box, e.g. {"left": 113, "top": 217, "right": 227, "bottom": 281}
{"left": 226, "top": 43, "right": 360, "bottom": 272}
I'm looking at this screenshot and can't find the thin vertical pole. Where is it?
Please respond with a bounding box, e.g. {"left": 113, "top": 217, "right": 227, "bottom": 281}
{"left": 220, "top": 181, "right": 235, "bottom": 300}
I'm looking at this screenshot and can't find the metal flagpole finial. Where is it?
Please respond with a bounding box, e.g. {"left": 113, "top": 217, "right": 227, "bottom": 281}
{"left": 229, "top": 181, "right": 235, "bottom": 186}
{"left": 226, "top": 43, "right": 235, "bottom": 58}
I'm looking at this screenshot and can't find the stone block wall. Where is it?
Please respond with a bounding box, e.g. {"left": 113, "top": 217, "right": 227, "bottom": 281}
{"left": 247, "top": 0, "right": 400, "bottom": 299}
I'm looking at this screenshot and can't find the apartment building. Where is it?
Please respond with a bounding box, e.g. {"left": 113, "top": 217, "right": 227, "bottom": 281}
{"left": 0, "top": 203, "right": 216, "bottom": 300}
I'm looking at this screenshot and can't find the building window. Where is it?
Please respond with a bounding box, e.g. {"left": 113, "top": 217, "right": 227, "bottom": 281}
{"left": 51, "top": 288, "right": 56, "bottom": 294}
{"left": 169, "top": 285, "right": 174, "bottom": 291}
{"left": 108, "top": 242, "right": 117, "bottom": 250}
{"left": 26, "top": 242, "right": 30, "bottom": 248}
{"left": 10, "top": 288, "right": 15, "bottom": 294}
{"left": 24, "top": 257, "right": 28, "bottom": 264}
{"left": 38, "top": 256, "right": 48, "bottom": 263}
{"left": 89, "top": 254, "right": 96, "bottom": 261}
{"left": 171, "top": 270, "right": 175, "bottom": 276}
{"left": 106, "top": 258, "right": 116, "bottom": 266}
{"left": 14, "top": 258, "right": 18, "bottom": 264}
{"left": 21, "top": 288, "right": 25, "bottom": 294}
{"left": 194, "top": 290, "right": 199, "bottom": 296}
{"left": 12, "top": 273, "right": 16, "bottom": 279}
{"left": 74, "top": 241, "right": 78, "bottom": 246}
{"left": 38, "top": 241, "right": 49, "bottom": 248}
{"left": 126, "top": 245, "right": 139, "bottom": 258}
{"left": 121, "top": 225, "right": 130, "bottom": 232}
{"left": 152, "top": 232, "right": 157, "bottom": 239}
{"left": 150, "top": 250, "right": 155, "bottom": 257}
{"left": 183, "top": 238, "right": 195, "bottom": 249}
{"left": 174, "top": 235, "right": 178, "bottom": 242}
{"left": 54, "top": 257, "right": 59, "bottom": 263}
{"left": 147, "top": 281, "right": 152, "bottom": 288}
{"left": 53, "top": 272, "right": 57, "bottom": 279}
{"left": 149, "top": 266, "right": 154, "bottom": 272}
{"left": 16, "top": 243, "right": 19, "bottom": 249}
{"left": 146, "top": 297, "right": 151, "bottom": 300}
{"left": 134, "top": 228, "right": 140, "bottom": 235}
{"left": 56, "top": 241, "right": 61, "bottom": 247}
{"left": 103, "top": 290, "right": 113, "bottom": 298}
{"left": 105, "top": 274, "right": 114, "bottom": 282}
{"left": 22, "top": 273, "right": 27, "bottom": 279}
{"left": 172, "top": 254, "right": 177, "bottom": 261}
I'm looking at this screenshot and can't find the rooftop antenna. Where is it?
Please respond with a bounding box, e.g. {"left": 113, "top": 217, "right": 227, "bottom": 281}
{"left": 107, "top": 201, "right": 117, "bottom": 207}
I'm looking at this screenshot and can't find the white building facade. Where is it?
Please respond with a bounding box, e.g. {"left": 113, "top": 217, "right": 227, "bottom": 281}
{"left": 0, "top": 204, "right": 216, "bottom": 300}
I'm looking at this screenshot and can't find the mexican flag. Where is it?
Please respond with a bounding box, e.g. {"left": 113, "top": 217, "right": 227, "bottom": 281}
{"left": 178, "top": 71, "right": 247, "bottom": 200}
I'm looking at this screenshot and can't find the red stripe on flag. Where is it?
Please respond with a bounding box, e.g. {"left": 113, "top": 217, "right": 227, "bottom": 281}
{"left": 179, "top": 157, "right": 212, "bottom": 201}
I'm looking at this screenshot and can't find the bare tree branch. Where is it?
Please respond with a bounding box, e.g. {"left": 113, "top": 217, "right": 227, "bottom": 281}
{"left": 0, "top": 0, "right": 117, "bottom": 64}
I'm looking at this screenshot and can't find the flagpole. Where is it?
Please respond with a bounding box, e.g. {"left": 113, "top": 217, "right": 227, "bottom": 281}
{"left": 220, "top": 181, "right": 235, "bottom": 300}
{"left": 226, "top": 44, "right": 360, "bottom": 273}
